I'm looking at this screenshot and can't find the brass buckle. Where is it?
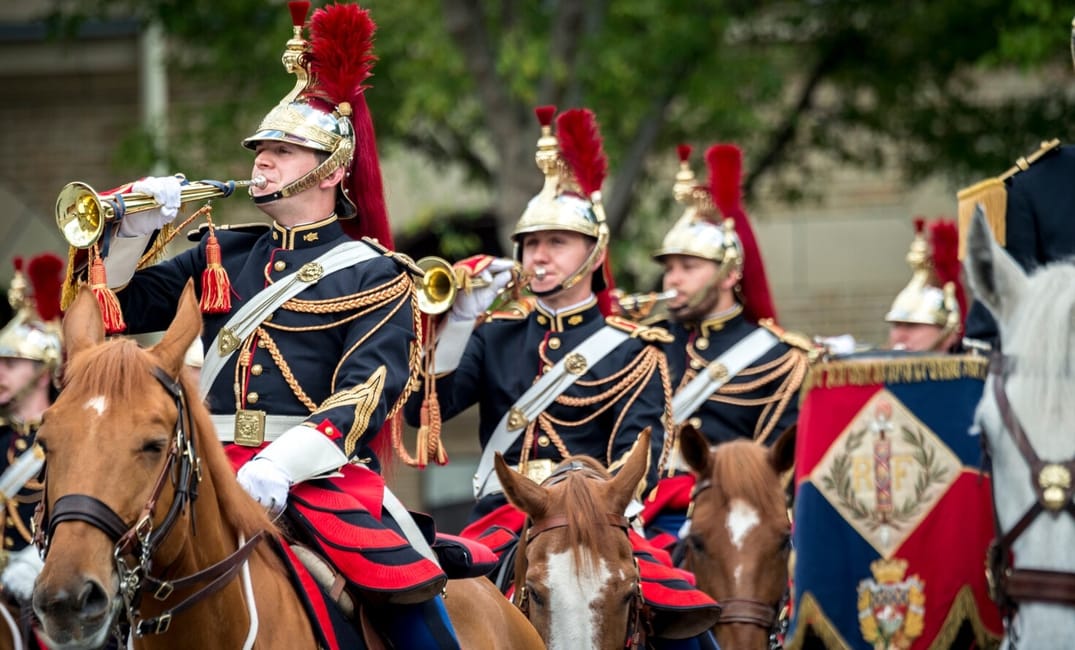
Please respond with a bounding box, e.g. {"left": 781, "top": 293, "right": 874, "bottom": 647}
{"left": 234, "top": 409, "right": 266, "bottom": 447}
{"left": 522, "top": 459, "right": 555, "bottom": 485}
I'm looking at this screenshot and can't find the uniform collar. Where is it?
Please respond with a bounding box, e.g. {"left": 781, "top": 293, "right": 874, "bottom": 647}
{"left": 534, "top": 296, "right": 600, "bottom": 332}
{"left": 694, "top": 303, "right": 744, "bottom": 337}
{"left": 270, "top": 214, "right": 341, "bottom": 250}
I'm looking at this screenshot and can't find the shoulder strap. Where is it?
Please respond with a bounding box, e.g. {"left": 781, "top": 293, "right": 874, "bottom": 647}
{"left": 199, "top": 240, "right": 381, "bottom": 399}
{"left": 0, "top": 444, "right": 44, "bottom": 501}
{"left": 671, "top": 327, "right": 780, "bottom": 424}
{"left": 472, "top": 325, "right": 632, "bottom": 499}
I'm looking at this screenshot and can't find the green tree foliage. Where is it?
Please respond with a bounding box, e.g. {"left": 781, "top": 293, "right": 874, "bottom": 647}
{"left": 48, "top": 0, "right": 1075, "bottom": 276}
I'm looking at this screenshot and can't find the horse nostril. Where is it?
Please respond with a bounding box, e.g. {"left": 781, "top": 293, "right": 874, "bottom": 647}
{"left": 77, "top": 579, "right": 111, "bottom": 618}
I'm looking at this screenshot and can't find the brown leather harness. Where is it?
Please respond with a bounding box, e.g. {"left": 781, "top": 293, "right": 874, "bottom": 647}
{"left": 985, "top": 353, "right": 1075, "bottom": 616}
{"left": 512, "top": 461, "right": 652, "bottom": 649}
{"left": 685, "top": 477, "right": 786, "bottom": 644}
{"left": 33, "top": 366, "right": 266, "bottom": 638}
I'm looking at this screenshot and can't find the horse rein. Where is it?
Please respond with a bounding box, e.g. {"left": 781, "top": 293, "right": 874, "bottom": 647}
{"left": 512, "top": 461, "right": 651, "bottom": 649}
{"left": 685, "top": 477, "right": 785, "bottom": 642}
{"left": 34, "top": 365, "right": 266, "bottom": 637}
{"left": 985, "top": 353, "right": 1075, "bottom": 615}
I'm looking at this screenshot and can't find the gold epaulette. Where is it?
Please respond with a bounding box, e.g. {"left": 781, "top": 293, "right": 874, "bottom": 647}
{"left": 758, "top": 318, "right": 824, "bottom": 362}
{"left": 956, "top": 138, "right": 1061, "bottom": 259}
{"left": 605, "top": 315, "right": 674, "bottom": 344}
{"left": 484, "top": 296, "right": 536, "bottom": 322}
{"left": 376, "top": 245, "right": 424, "bottom": 276}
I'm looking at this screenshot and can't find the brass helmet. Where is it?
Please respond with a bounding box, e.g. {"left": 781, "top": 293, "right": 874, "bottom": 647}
{"left": 885, "top": 218, "right": 965, "bottom": 335}
{"left": 0, "top": 253, "right": 64, "bottom": 374}
{"left": 512, "top": 106, "right": 610, "bottom": 297}
{"left": 242, "top": 2, "right": 391, "bottom": 244}
{"left": 655, "top": 144, "right": 777, "bottom": 323}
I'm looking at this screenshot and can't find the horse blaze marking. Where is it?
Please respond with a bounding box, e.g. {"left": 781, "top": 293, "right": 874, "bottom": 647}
{"left": 84, "top": 396, "right": 107, "bottom": 416}
{"left": 545, "top": 549, "right": 612, "bottom": 648}
{"left": 726, "top": 498, "right": 759, "bottom": 551}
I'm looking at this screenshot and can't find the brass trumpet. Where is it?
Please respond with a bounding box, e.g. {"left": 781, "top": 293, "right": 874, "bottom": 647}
{"left": 617, "top": 289, "right": 677, "bottom": 322}
{"left": 55, "top": 174, "right": 268, "bottom": 249}
{"left": 414, "top": 256, "right": 491, "bottom": 315}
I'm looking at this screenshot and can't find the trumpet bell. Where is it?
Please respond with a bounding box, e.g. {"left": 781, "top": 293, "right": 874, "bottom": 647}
{"left": 56, "top": 182, "right": 111, "bottom": 249}
{"left": 415, "top": 256, "right": 458, "bottom": 315}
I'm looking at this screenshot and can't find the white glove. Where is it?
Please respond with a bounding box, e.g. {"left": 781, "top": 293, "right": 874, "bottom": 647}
{"left": 118, "top": 175, "right": 184, "bottom": 237}
{"left": 449, "top": 258, "right": 515, "bottom": 322}
{"left": 1, "top": 545, "right": 44, "bottom": 603}
{"left": 237, "top": 457, "right": 292, "bottom": 515}
{"left": 818, "top": 334, "right": 857, "bottom": 357}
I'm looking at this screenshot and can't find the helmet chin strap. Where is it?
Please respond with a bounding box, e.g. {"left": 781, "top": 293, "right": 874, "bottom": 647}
{"left": 250, "top": 142, "right": 353, "bottom": 207}
{"left": 526, "top": 226, "right": 609, "bottom": 299}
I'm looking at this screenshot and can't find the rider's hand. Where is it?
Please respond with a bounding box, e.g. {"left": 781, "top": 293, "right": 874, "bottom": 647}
{"left": 237, "top": 457, "right": 292, "bottom": 515}
{"left": 449, "top": 257, "right": 515, "bottom": 321}
{"left": 0, "top": 545, "right": 44, "bottom": 602}
{"left": 118, "top": 175, "right": 184, "bottom": 237}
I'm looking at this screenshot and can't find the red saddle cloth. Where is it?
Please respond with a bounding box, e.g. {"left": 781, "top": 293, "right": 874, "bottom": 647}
{"left": 461, "top": 503, "right": 720, "bottom": 639}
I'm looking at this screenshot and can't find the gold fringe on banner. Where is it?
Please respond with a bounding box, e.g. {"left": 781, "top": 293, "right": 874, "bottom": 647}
{"left": 782, "top": 592, "right": 852, "bottom": 650}
{"left": 927, "top": 585, "right": 1002, "bottom": 650}
{"left": 801, "top": 355, "right": 989, "bottom": 397}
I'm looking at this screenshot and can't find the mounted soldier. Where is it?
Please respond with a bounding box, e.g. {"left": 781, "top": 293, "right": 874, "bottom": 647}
{"left": 405, "top": 106, "right": 721, "bottom": 646}
{"left": 638, "top": 144, "right": 812, "bottom": 542}
{"left": 59, "top": 2, "right": 460, "bottom": 646}
{"left": 0, "top": 253, "right": 63, "bottom": 615}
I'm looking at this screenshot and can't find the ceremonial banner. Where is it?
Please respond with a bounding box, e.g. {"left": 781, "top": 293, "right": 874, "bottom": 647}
{"left": 785, "top": 353, "right": 1002, "bottom": 650}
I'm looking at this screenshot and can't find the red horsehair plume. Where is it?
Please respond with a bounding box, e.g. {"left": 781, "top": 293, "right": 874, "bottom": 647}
{"left": 308, "top": 3, "right": 390, "bottom": 247}
{"left": 288, "top": 0, "right": 310, "bottom": 28}
{"left": 555, "top": 108, "right": 608, "bottom": 196}
{"left": 704, "top": 143, "right": 778, "bottom": 323}
{"left": 913, "top": 216, "right": 925, "bottom": 234}
{"left": 929, "top": 219, "right": 967, "bottom": 324}
{"left": 27, "top": 252, "right": 65, "bottom": 322}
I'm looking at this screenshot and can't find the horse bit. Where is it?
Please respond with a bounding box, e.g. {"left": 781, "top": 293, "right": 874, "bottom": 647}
{"left": 685, "top": 477, "right": 788, "bottom": 650}
{"left": 33, "top": 366, "right": 265, "bottom": 638}
{"left": 985, "top": 352, "right": 1075, "bottom": 621}
{"left": 513, "top": 461, "right": 652, "bottom": 649}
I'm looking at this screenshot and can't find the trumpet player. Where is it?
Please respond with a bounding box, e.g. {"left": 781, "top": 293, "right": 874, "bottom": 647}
{"left": 82, "top": 4, "right": 461, "bottom": 647}
{"left": 406, "top": 107, "right": 723, "bottom": 644}
{"left": 639, "top": 144, "right": 813, "bottom": 543}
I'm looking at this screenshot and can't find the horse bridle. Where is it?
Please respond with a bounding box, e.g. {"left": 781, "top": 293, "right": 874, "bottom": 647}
{"left": 985, "top": 352, "right": 1075, "bottom": 616}
{"left": 33, "top": 366, "right": 265, "bottom": 638}
{"left": 512, "top": 461, "right": 652, "bottom": 649}
{"left": 685, "top": 477, "right": 787, "bottom": 646}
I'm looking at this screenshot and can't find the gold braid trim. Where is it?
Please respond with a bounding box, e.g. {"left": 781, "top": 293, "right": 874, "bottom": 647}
{"left": 331, "top": 275, "right": 411, "bottom": 388}
{"left": 926, "top": 585, "right": 1002, "bottom": 650}
{"left": 314, "top": 365, "right": 387, "bottom": 456}
{"left": 256, "top": 327, "right": 318, "bottom": 411}
{"left": 801, "top": 355, "right": 989, "bottom": 398}
{"left": 279, "top": 272, "right": 410, "bottom": 314}
{"left": 782, "top": 592, "right": 853, "bottom": 650}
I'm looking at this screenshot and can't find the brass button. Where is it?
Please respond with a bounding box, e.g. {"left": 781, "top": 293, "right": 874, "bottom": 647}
{"left": 690, "top": 359, "right": 703, "bottom": 370}
{"left": 14, "top": 439, "right": 27, "bottom": 451}
{"left": 537, "top": 435, "right": 551, "bottom": 447}
{"left": 324, "top": 425, "right": 334, "bottom": 435}
{"left": 273, "top": 260, "right": 287, "bottom": 272}
{"left": 251, "top": 364, "right": 263, "bottom": 376}
{"left": 4, "top": 520, "right": 12, "bottom": 528}
{"left": 256, "top": 339, "right": 267, "bottom": 348}
{"left": 688, "top": 417, "right": 703, "bottom": 429}
{"left": 543, "top": 364, "right": 553, "bottom": 373}
{"left": 537, "top": 315, "right": 548, "bottom": 325}
{"left": 695, "top": 338, "right": 709, "bottom": 351}
{"left": 247, "top": 392, "right": 260, "bottom": 404}
{"left": 568, "top": 315, "right": 583, "bottom": 326}
{"left": 548, "top": 337, "right": 561, "bottom": 350}
{"left": 4, "top": 537, "right": 12, "bottom": 548}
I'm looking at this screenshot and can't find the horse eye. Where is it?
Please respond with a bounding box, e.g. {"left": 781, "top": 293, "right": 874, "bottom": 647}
{"left": 687, "top": 534, "right": 706, "bottom": 553}
{"left": 527, "top": 585, "right": 545, "bottom": 607}
{"left": 141, "top": 439, "right": 167, "bottom": 454}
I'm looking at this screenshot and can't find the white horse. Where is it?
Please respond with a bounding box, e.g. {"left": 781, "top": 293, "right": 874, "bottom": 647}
{"left": 964, "top": 210, "right": 1075, "bottom": 649}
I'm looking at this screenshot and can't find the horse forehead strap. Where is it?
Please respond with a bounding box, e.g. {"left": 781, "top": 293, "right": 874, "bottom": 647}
{"left": 151, "top": 366, "right": 182, "bottom": 399}
{"left": 541, "top": 460, "right": 606, "bottom": 487}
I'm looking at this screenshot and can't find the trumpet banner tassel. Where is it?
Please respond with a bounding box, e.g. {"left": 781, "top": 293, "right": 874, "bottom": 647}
{"left": 88, "top": 253, "right": 125, "bottom": 334}
{"left": 199, "top": 228, "right": 232, "bottom": 314}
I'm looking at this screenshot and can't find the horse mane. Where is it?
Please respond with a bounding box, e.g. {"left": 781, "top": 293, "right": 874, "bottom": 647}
{"left": 551, "top": 456, "right": 618, "bottom": 571}
{"left": 708, "top": 441, "right": 784, "bottom": 522}
{"left": 64, "top": 339, "right": 281, "bottom": 553}
{"left": 1000, "top": 261, "right": 1075, "bottom": 448}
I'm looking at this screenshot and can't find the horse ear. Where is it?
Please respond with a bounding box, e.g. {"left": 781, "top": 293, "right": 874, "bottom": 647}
{"left": 608, "top": 427, "right": 652, "bottom": 513}
{"left": 768, "top": 424, "right": 796, "bottom": 475}
{"left": 494, "top": 452, "right": 548, "bottom": 519}
{"left": 678, "top": 423, "right": 712, "bottom": 477}
{"left": 964, "top": 206, "right": 1027, "bottom": 326}
{"left": 150, "top": 280, "right": 202, "bottom": 379}
{"left": 63, "top": 285, "right": 106, "bottom": 360}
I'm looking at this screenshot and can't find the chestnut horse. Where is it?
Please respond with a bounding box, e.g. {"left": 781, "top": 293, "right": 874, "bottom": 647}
{"left": 494, "top": 429, "right": 651, "bottom": 650}
{"left": 30, "top": 283, "right": 542, "bottom": 649}
{"left": 678, "top": 423, "right": 795, "bottom": 650}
